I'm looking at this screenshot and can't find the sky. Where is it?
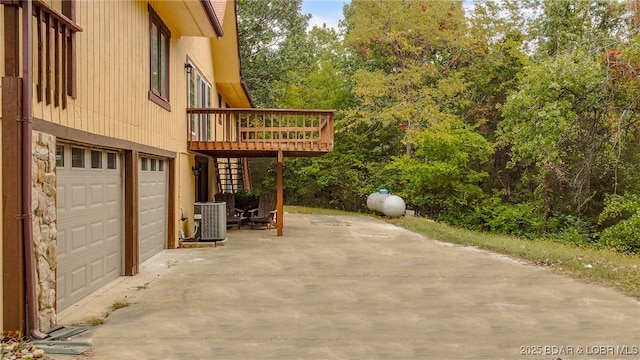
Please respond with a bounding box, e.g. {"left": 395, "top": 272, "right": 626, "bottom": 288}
{"left": 302, "top": 0, "right": 477, "bottom": 30}
{"left": 301, "top": 0, "right": 349, "bottom": 30}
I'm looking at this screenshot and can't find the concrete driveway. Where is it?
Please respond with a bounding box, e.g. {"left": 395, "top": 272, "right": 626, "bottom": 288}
{"left": 56, "top": 213, "right": 639, "bottom": 359}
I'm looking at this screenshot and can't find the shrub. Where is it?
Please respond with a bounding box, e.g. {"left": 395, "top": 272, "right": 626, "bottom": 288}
{"left": 598, "top": 194, "right": 640, "bottom": 253}
{"left": 479, "top": 199, "right": 544, "bottom": 239}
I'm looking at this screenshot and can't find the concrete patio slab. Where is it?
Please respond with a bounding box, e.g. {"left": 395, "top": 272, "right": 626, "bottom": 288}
{"left": 51, "top": 213, "right": 639, "bottom": 359}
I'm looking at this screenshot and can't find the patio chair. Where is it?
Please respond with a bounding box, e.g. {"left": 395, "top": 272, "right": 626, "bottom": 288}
{"left": 248, "top": 193, "right": 277, "bottom": 230}
{"left": 214, "top": 192, "right": 246, "bottom": 229}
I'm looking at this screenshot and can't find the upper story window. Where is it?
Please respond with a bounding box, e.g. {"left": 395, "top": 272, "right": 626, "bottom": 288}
{"left": 149, "top": 5, "right": 171, "bottom": 111}
{"left": 187, "top": 61, "right": 212, "bottom": 141}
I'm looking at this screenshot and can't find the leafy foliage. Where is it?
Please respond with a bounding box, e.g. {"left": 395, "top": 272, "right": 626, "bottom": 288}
{"left": 237, "top": 0, "right": 312, "bottom": 107}
{"left": 384, "top": 119, "right": 493, "bottom": 218}
{"left": 599, "top": 194, "right": 640, "bottom": 253}
{"left": 237, "top": 0, "right": 640, "bottom": 254}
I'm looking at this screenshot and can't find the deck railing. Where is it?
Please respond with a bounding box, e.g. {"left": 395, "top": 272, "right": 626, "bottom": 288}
{"left": 186, "top": 108, "right": 334, "bottom": 156}
{"left": 32, "top": 0, "right": 82, "bottom": 109}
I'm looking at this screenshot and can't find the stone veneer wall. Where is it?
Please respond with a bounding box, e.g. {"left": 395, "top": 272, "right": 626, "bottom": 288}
{"left": 32, "top": 131, "right": 57, "bottom": 330}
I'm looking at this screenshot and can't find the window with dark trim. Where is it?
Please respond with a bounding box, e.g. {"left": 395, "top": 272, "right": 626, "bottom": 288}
{"left": 71, "top": 147, "right": 84, "bottom": 168}
{"left": 149, "top": 5, "right": 171, "bottom": 111}
{"left": 91, "top": 150, "right": 102, "bottom": 169}
{"left": 187, "top": 60, "right": 212, "bottom": 141}
{"left": 107, "top": 152, "right": 117, "bottom": 170}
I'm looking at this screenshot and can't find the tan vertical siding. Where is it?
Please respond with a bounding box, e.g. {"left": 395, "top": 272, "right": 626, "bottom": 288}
{"left": 0, "top": 1, "right": 251, "bottom": 307}
{"left": 29, "top": 0, "right": 221, "bottom": 156}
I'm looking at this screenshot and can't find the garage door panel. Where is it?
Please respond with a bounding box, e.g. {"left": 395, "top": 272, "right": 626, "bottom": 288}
{"left": 57, "top": 228, "right": 67, "bottom": 256}
{"left": 106, "top": 252, "right": 120, "bottom": 274}
{"left": 139, "top": 157, "right": 168, "bottom": 264}
{"left": 57, "top": 145, "right": 123, "bottom": 311}
{"left": 57, "top": 186, "right": 67, "bottom": 214}
{"left": 90, "top": 259, "right": 105, "bottom": 283}
{"left": 71, "top": 225, "right": 88, "bottom": 253}
{"left": 70, "top": 184, "right": 87, "bottom": 209}
{"left": 70, "top": 266, "right": 87, "bottom": 294}
{"left": 90, "top": 222, "right": 105, "bottom": 247}
{"left": 57, "top": 275, "right": 67, "bottom": 304}
{"left": 106, "top": 184, "right": 119, "bottom": 204}
{"left": 90, "top": 184, "right": 104, "bottom": 204}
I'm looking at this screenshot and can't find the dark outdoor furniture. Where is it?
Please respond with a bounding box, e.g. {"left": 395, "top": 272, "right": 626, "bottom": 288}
{"left": 248, "top": 193, "right": 277, "bottom": 230}
{"left": 214, "top": 193, "right": 246, "bottom": 229}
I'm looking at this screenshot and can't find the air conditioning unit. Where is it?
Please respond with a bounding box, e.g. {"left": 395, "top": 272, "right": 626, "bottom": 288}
{"left": 194, "top": 202, "right": 227, "bottom": 241}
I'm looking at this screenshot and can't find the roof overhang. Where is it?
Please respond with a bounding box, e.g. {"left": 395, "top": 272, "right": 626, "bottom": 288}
{"left": 211, "top": 0, "right": 254, "bottom": 107}
{"left": 152, "top": 0, "right": 223, "bottom": 37}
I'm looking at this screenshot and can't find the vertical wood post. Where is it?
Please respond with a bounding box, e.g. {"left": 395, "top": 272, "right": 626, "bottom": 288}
{"left": 167, "top": 158, "right": 176, "bottom": 249}
{"left": 3, "top": 77, "right": 26, "bottom": 334}
{"left": 4, "top": 5, "right": 20, "bottom": 77}
{"left": 276, "top": 151, "right": 284, "bottom": 236}
{"left": 3, "top": 3, "right": 26, "bottom": 334}
{"left": 124, "top": 150, "right": 139, "bottom": 275}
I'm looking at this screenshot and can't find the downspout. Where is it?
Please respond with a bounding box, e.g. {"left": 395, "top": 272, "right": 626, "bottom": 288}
{"left": 22, "top": 0, "right": 48, "bottom": 339}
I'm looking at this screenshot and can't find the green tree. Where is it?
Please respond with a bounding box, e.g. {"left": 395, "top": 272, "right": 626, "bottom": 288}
{"left": 463, "top": 0, "right": 531, "bottom": 197}
{"left": 498, "top": 51, "right": 610, "bottom": 221}
{"left": 385, "top": 119, "right": 493, "bottom": 219}
{"left": 497, "top": 0, "right": 639, "bottom": 237}
{"left": 237, "top": 0, "right": 312, "bottom": 107}
{"left": 280, "top": 25, "right": 351, "bottom": 110}
{"left": 530, "top": 0, "right": 632, "bottom": 57}
{"left": 343, "top": 0, "right": 470, "bottom": 156}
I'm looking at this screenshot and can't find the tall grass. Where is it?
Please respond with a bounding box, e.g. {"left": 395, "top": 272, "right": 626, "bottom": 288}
{"left": 389, "top": 216, "right": 640, "bottom": 300}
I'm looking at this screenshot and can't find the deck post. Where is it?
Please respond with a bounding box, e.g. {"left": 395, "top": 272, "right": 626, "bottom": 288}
{"left": 276, "top": 151, "right": 284, "bottom": 236}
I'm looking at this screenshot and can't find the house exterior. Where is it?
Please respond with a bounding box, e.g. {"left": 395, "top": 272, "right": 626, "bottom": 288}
{"left": 1, "top": 0, "right": 333, "bottom": 337}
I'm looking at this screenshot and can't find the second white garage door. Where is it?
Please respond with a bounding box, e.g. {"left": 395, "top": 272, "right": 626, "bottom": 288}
{"left": 139, "top": 156, "right": 168, "bottom": 263}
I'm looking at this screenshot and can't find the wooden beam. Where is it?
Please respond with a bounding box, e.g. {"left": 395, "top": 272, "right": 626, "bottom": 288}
{"left": 276, "top": 151, "right": 284, "bottom": 236}
{"left": 45, "top": 12, "right": 51, "bottom": 105}
{"left": 36, "top": 7, "right": 43, "bottom": 102}
{"left": 4, "top": 5, "right": 20, "bottom": 76}
{"left": 54, "top": 19, "right": 60, "bottom": 107}
{"left": 167, "top": 158, "right": 176, "bottom": 249}
{"left": 124, "top": 150, "right": 139, "bottom": 276}
{"left": 2, "top": 77, "right": 26, "bottom": 334}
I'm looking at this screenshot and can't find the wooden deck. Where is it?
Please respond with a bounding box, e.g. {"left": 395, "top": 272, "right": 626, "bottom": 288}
{"left": 186, "top": 108, "right": 334, "bottom": 157}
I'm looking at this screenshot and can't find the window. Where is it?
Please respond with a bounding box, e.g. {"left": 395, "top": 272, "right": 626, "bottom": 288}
{"left": 141, "top": 157, "right": 148, "bottom": 171}
{"left": 56, "top": 145, "right": 65, "bottom": 167}
{"left": 71, "top": 147, "right": 84, "bottom": 168}
{"left": 151, "top": 158, "right": 157, "bottom": 171}
{"left": 107, "top": 152, "right": 117, "bottom": 170}
{"left": 159, "top": 160, "right": 164, "bottom": 172}
{"left": 149, "top": 5, "right": 171, "bottom": 110}
{"left": 91, "top": 150, "right": 102, "bottom": 169}
{"left": 186, "top": 61, "right": 212, "bottom": 141}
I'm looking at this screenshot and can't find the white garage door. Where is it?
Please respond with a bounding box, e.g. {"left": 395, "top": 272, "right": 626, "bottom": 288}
{"left": 139, "top": 156, "right": 168, "bottom": 263}
{"left": 57, "top": 145, "right": 123, "bottom": 311}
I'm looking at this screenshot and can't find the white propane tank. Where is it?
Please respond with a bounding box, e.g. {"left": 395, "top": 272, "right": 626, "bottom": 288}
{"left": 367, "top": 189, "right": 406, "bottom": 217}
